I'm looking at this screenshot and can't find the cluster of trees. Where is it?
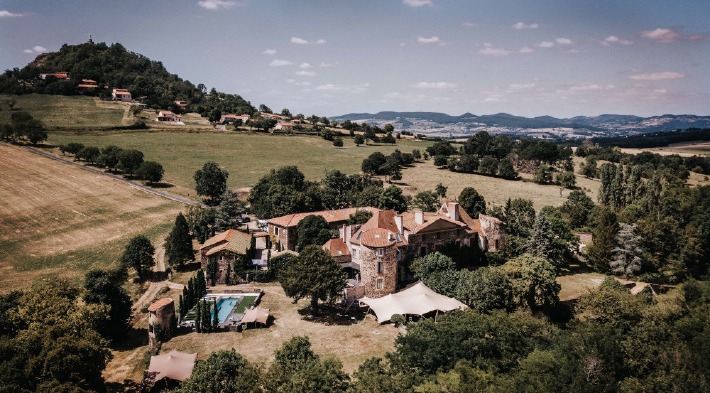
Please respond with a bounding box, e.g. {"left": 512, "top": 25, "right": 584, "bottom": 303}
{"left": 179, "top": 270, "right": 208, "bottom": 320}
{"left": 360, "top": 150, "right": 417, "bottom": 181}
{"left": 0, "top": 110, "right": 47, "bottom": 144}
{"left": 59, "top": 142, "right": 165, "bottom": 182}
{"left": 587, "top": 161, "right": 710, "bottom": 283}
{"left": 0, "top": 42, "right": 256, "bottom": 115}
{"left": 193, "top": 298, "right": 219, "bottom": 333}
{"left": 0, "top": 280, "right": 113, "bottom": 392}
{"left": 340, "top": 121, "right": 398, "bottom": 145}
{"left": 248, "top": 166, "right": 409, "bottom": 218}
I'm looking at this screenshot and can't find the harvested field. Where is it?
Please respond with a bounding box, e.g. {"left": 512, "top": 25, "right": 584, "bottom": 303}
{"left": 621, "top": 141, "right": 710, "bottom": 157}
{"left": 0, "top": 94, "right": 127, "bottom": 129}
{"left": 0, "top": 143, "right": 183, "bottom": 292}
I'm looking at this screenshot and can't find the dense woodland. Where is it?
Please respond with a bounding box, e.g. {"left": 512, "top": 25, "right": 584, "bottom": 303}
{"left": 0, "top": 42, "right": 255, "bottom": 116}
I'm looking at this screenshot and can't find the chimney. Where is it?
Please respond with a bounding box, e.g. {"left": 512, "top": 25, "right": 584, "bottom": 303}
{"left": 394, "top": 215, "right": 403, "bottom": 234}
{"left": 415, "top": 210, "right": 424, "bottom": 225}
{"left": 339, "top": 224, "right": 345, "bottom": 240}
{"left": 447, "top": 202, "right": 460, "bottom": 222}
{"left": 345, "top": 225, "right": 352, "bottom": 244}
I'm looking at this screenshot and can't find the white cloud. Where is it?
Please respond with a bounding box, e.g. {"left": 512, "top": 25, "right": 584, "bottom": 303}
{"left": 0, "top": 10, "right": 22, "bottom": 17}
{"left": 413, "top": 81, "right": 458, "bottom": 89}
{"left": 286, "top": 79, "right": 310, "bottom": 86}
{"left": 629, "top": 71, "right": 686, "bottom": 81}
{"left": 269, "top": 59, "right": 293, "bottom": 67}
{"left": 23, "top": 45, "right": 47, "bottom": 54}
{"left": 318, "top": 62, "right": 338, "bottom": 68}
{"left": 601, "top": 35, "right": 633, "bottom": 46}
{"left": 461, "top": 22, "right": 476, "bottom": 27}
{"left": 316, "top": 83, "right": 369, "bottom": 93}
{"left": 513, "top": 22, "right": 539, "bottom": 30}
{"left": 537, "top": 41, "right": 555, "bottom": 48}
{"left": 291, "top": 37, "right": 326, "bottom": 45}
{"left": 569, "top": 84, "right": 615, "bottom": 92}
{"left": 262, "top": 49, "right": 276, "bottom": 55}
{"left": 509, "top": 83, "right": 535, "bottom": 89}
{"left": 402, "top": 0, "right": 432, "bottom": 7}
{"left": 296, "top": 70, "right": 317, "bottom": 77}
{"left": 555, "top": 38, "right": 573, "bottom": 45}
{"left": 417, "top": 36, "right": 440, "bottom": 44}
{"left": 197, "top": 0, "right": 240, "bottom": 10}
{"left": 478, "top": 43, "right": 510, "bottom": 57}
{"left": 519, "top": 46, "right": 534, "bottom": 54}
{"left": 299, "top": 63, "right": 312, "bottom": 69}
{"left": 641, "top": 28, "right": 682, "bottom": 43}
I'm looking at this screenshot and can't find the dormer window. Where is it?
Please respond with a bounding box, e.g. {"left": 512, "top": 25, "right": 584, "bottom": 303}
{"left": 376, "top": 248, "right": 384, "bottom": 257}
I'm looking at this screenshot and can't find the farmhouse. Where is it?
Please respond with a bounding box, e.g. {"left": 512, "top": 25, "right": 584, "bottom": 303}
{"left": 268, "top": 202, "right": 506, "bottom": 298}
{"left": 112, "top": 88, "right": 132, "bottom": 101}
{"left": 199, "top": 229, "right": 271, "bottom": 284}
{"left": 156, "top": 110, "right": 182, "bottom": 122}
{"left": 39, "top": 71, "right": 70, "bottom": 80}
{"left": 147, "top": 298, "right": 175, "bottom": 349}
{"left": 219, "top": 114, "right": 250, "bottom": 125}
{"left": 174, "top": 100, "right": 188, "bottom": 109}
{"left": 77, "top": 79, "right": 98, "bottom": 90}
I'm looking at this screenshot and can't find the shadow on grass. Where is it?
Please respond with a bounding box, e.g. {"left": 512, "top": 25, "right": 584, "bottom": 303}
{"left": 112, "top": 326, "right": 149, "bottom": 350}
{"left": 297, "top": 303, "right": 367, "bottom": 326}
{"left": 148, "top": 182, "right": 175, "bottom": 189}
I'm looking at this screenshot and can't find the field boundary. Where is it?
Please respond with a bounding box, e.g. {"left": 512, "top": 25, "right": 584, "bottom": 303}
{"left": 22, "top": 144, "right": 200, "bottom": 206}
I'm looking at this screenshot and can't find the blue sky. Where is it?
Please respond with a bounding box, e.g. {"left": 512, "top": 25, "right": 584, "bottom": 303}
{"left": 1, "top": 0, "right": 708, "bottom": 117}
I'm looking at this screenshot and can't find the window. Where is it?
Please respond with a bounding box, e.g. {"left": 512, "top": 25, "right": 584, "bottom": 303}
{"left": 376, "top": 278, "right": 384, "bottom": 290}
{"left": 420, "top": 246, "right": 427, "bottom": 257}
{"left": 352, "top": 248, "right": 358, "bottom": 259}
{"left": 436, "top": 232, "right": 441, "bottom": 240}
{"left": 274, "top": 227, "right": 279, "bottom": 236}
{"left": 376, "top": 248, "right": 384, "bottom": 257}
{"left": 377, "top": 262, "right": 383, "bottom": 273}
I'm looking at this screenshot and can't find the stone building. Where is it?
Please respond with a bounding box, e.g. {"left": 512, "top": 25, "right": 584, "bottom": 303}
{"left": 199, "top": 229, "right": 253, "bottom": 285}
{"left": 148, "top": 298, "right": 175, "bottom": 349}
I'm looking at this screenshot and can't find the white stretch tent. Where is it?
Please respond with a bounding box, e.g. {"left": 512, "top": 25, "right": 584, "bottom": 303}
{"left": 147, "top": 351, "right": 197, "bottom": 382}
{"left": 360, "top": 282, "right": 468, "bottom": 323}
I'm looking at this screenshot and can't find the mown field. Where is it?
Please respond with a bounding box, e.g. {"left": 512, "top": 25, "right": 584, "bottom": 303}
{"left": 47, "top": 131, "right": 434, "bottom": 196}
{"left": 621, "top": 141, "right": 710, "bottom": 157}
{"left": 0, "top": 94, "right": 129, "bottom": 129}
{"left": 0, "top": 143, "right": 183, "bottom": 293}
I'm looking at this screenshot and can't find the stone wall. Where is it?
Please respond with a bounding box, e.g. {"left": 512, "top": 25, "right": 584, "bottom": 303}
{"left": 358, "top": 244, "right": 398, "bottom": 298}
{"left": 404, "top": 228, "right": 471, "bottom": 260}
{"left": 203, "top": 252, "right": 240, "bottom": 285}
{"left": 268, "top": 225, "right": 294, "bottom": 251}
{"left": 148, "top": 299, "right": 175, "bottom": 349}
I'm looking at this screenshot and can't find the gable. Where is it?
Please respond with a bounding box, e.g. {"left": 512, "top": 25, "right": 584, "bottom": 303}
{"left": 416, "top": 218, "right": 464, "bottom": 233}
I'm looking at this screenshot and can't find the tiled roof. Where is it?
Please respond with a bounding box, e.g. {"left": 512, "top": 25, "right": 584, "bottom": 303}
{"left": 267, "top": 207, "right": 378, "bottom": 228}
{"left": 201, "top": 229, "right": 252, "bottom": 255}
{"left": 322, "top": 238, "right": 351, "bottom": 257}
{"left": 350, "top": 210, "right": 407, "bottom": 247}
{"left": 148, "top": 298, "right": 174, "bottom": 312}
{"left": 360, "top": 228, "right": 398, "bottom": 248}
{"left": 400, "top": 211, "right": 467, "bottom": 234}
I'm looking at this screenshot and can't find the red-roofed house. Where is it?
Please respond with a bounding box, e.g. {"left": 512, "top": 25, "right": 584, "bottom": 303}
{"left": 219, "top": 114, "right": 250, "bottom": 125}
{"left": 147, "top": 298, "right": 175, "bottom": 349}
{"left": 112, "top": 88, "right": 132, "bottom": 101}
{"left": 157, "top": 110, "right": 182, "bottom": 122}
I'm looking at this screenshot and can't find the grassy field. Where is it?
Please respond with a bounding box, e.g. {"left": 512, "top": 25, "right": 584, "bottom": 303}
{"left": 398, "top": 157, "right": 601, "bottom": 209}
{"left": 0, "top": 94, "right": 130, "bottom": 129}
{"left": 0, "top": 143, "right": 183, "bottom": 293}
{"left": 47, "top": 131, "right": 433, "bottom": 196}
{"left": 621, "top": 141, "right": 710, "bottom": 157}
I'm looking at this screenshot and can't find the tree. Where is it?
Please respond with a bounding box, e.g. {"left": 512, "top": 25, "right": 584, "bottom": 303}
{"left": 83, "top": 269, "right": 132, "bottom": 341}
{"left": 534, "top": 164, "right": 553, "bottom": 184}
{"left": 458, "top": 187, "right": 486, "bottom": 218}
{"left": 411, "top": 252, "right": 456, "bottom": 282}
{"left": 194, "top": 161, "right": 229, "bottom": 205}
{"left": 296, "top": 215, "right": 333, "bottom": 250}
{"left": 433, "top": 154, "right": 448, "bottom": 167}
{"left": 497, "top": 158, "right": 518, "bottom": 179}
{"left": 377, "top": 185, "right": 408, "bottom": 212}
{"left": 354, "top": 134, "right": 365, "bottom": 146}
{"left": 333, "top": 137, "right": 344, "bottom": 147}
{"left": 248, "top": 166, "right": 319, "bottom": 218}
{"left": 610, "top": 223, "right": 643, "bottom": 276}
{"left": 412, "top": 149, "right": 422, "bottom": 160}
{"left": 348, "top": 210, "right": 373, "bottom": 225}
{"left": 580, "top": 155, "right": 598, "bottom": 178}
{"left": 281, "top": 108, "right": 292, "bottom": 117}
{"left": 362, "top": 152, "right": 387, "bottom": 175}
{"left": 175, "top": 350, "right": 262, "bottom": 393}
{"left": 479, "top": 157, "right": 499, "bottom": 176}
{"left": 280, "top": 245, "right": 345, "bottom": 315}
{"left": 412, "top": 191, "right": 439, "bottom": 212}
{"left": 527, "top": 213, "right": 566, "bottom": 270}
{"left": 214, "top": 189, "right": 245, "bottom": 232}
{"left": 165, "top": 213, "right": 194, "bottom": 269}
{"left": 505, "top": 198, "right": 536, "bottom": 237}
{"left": 456, "top": 267, "right": 514, "bottom": 313}
{"left": 556, "top": 171, "right": 576, "bottom": 188}
{"left": 435, "top": 183, "right": 448, "bottom": 200}
{"left": 135, "top": 161, "right": 164, "bottom": 183}
{"left": 76, "top": 146, "right": 100, "bottom": 164}
{"left": 503, "top": 254, "right": 560, "bottom": 310}
{"left": 120, "top": 235, "right": 154, "bottom": 279}
{"left": 561, "top": 190, "right": 595, "bottom": 229}
{"left": 587, "top": 207, "right": 619, "bottom": 272}
{"left": 98, "top": 145, "right": 122, "bottom": 172}
{"left": 117, "top": 149, "right": 144, "bottom": 175}
{"left": 384, "top": 123, "right": 395, "bottom": 134}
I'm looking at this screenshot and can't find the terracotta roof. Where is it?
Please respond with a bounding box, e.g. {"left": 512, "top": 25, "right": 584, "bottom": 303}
{"left": 267, "top": 207, "right": 378, "bottom": 228}
{"left": 201, "top": 229, "right": 252, "bottom": 255}
{"left": 322, "top": 238, "right": 351, "bottom": 257}
{"left": 439, "top": 201, "right": 480, "bottom": 234}
{"left": 82, "top": 79, "right": 97, "bottom": 83}
{"left": 77, "top": 84, "right": 98, "bottom": 88}
{"left": 350, "top": 210, "right": 407, "bottom": 247}
{"left": 400, "top": 211, "right": 467, "bottom": 234}
{"left": 159, "top": 110, "right": 175, "bottom": 116}
{"left": 148, "top": 298, "right": 174, "bottom": 312}
{"left": 360, "top": 228, "right": 398, "bottom": 248}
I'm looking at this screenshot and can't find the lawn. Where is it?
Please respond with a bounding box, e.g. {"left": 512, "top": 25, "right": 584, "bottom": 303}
{"left": 0, "top": 143, "right": 183, "bottom": 293}
{"left": 47, "top": 131, "right": 433, "bottom": 196}
{"left": 0, "top": 94, "right": 128, "bottom": 129}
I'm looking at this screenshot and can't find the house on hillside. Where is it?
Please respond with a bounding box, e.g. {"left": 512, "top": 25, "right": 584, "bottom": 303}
{"left": 268, "top": 201, "right": 506, "bottom": 298}
{"left": 112, "top": 88, "right": 132, "bottom": 101}
{"left": 147, "top": 298, "right": 175, "bottom": 349}
{"left": 199, "top": 229, "right": 269, "bottom": 285}
{"left": 174, "top": 100, "right": 189, "bottom": 110}
{"left": 219, "top": 114, "right": 250, "bottom": 125}
{"left": 156, "top": 110, "right": 182, "bottom": 123}
{"left": 39, "top": 71, "right": 70, "bottom": 80}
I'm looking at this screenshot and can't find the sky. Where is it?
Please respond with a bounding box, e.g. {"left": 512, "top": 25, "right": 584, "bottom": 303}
{"left": 1, "top": 0, "right": 709, "bottom": 118}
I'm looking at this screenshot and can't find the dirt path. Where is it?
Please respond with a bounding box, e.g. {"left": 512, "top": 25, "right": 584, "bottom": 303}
{"left": 132, "top": 243, "right": 184, "bottom": 314}
{"left": 23, "top": 145, "right": 201, "bottom": 206}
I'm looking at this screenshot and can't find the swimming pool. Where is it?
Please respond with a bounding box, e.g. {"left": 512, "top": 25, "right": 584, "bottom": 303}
{"left": 211, "top": 297, "right": 241, "bottom": 324}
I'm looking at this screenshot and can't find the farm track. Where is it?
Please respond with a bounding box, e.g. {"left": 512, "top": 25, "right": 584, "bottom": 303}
{"left": 23, "top": 145, "right": 201, "bottom": 206}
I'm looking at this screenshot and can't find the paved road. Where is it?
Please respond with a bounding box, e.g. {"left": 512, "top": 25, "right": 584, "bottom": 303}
{"left": 24, "top": 145, "right": 201, "bottom": 206}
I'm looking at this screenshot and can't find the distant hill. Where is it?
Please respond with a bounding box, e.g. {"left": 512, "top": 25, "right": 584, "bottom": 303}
{"left": 0, "top": 41, "right": 255, "bottom": 116}
{"left": 332, "top": 111, "right": 710, "bottom": 138}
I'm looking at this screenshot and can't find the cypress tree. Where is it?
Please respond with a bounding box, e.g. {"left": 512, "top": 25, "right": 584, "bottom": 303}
{"left": 587, "top": 207, "right": 620, "bottom": 272}
{"left": 179, "top": 295, "right": 184, "bottom": 319}
{"left": 225, "top": 263, "right": 231, "bottom": 285}
{"left": 165, "top": 213, "right": 194, "bottom": 269}
{"left": 195, "top": 300, "right": 202, "bottom": 333}
{"left": 611, "top": 164, "right": 625, "bottom": 210}
{"left": 186, "top": 278, "right": 195, "bottom": 311}
{"left": 202, "top": 300, "right": 211, "bottom": 332}
{"left": 598, "top": 163, "right": 616, "bottom": 207}
{"left": 212, "top": 299, "right": 219, "bottom": 330}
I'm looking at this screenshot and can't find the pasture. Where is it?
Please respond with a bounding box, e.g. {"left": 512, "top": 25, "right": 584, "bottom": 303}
{"left": 0, "top": 94, "right": 128, "bottom": 129}
{"left": 0, "top": 143, "right": 183, "bottom": 293}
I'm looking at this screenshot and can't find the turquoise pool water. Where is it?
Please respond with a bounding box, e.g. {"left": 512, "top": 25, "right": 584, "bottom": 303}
{"left": 211, "top": 297, "right": 241, "bottom": 323}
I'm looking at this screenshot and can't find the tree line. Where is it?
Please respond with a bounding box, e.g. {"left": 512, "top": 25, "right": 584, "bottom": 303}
{"left": 59, "top": 142, "right": 165, "bottom": 183}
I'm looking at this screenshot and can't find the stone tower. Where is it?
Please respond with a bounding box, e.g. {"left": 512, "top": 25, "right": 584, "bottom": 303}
{"left": 357, "top": 228, "right": 398, "bottom": 298}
